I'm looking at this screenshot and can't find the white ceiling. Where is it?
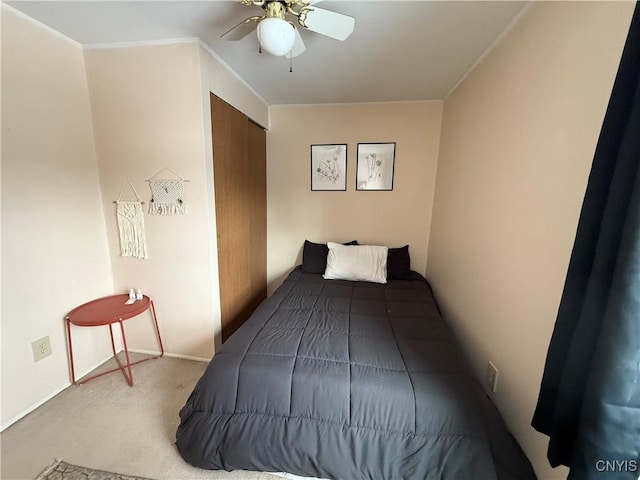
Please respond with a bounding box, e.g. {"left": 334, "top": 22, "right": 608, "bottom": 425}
{"left": 6, "top": 1, "right": 529, "bottom": 105}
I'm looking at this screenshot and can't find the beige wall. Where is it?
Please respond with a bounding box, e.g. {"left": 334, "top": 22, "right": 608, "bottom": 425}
{"left": 1, "top": 7, "right": 114, "bottom": 428}
{"left": 83, "top": 42, "right": 270, "bottom": 358}
{"left": 427, "top": 2, "right": 635, "bottom": 478}
{"left": 199, "top": 45, "right": 269, "bottom": 128}
{"left": 84, "top": 43, "right": 215, "bottom": 360}
{"left": 267, "top": 102, "right": 443, "bottom": 292}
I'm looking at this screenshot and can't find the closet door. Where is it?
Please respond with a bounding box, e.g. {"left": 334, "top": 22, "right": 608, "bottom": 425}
{"left": 247, "top": 119, "right": 267, "bottom": 314}
{"left": 210, "top": 94, "right": 266, "bottom": 342}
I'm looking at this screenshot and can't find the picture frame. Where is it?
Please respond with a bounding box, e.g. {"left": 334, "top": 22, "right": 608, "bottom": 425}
{"left": 310, "top": 144, "right": 347, "bottom": 191}
{"left": 356, "top": 142, "right": 396, "bottom": 191}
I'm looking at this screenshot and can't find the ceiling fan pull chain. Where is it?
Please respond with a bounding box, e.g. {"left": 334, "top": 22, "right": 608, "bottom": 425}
{"left": 289, "top": 53, "right": 293, "bottom": 73}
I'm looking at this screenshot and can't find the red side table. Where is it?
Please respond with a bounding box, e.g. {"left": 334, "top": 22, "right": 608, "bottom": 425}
{"left": 65, "top": 294, "right": 164, "bottom": 386}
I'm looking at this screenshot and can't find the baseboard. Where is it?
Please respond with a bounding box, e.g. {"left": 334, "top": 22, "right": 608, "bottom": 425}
{"left": 0, "top": 352, "right": 115, "bottom": 432}
{"left": 1, "top": 349, "right": 210, "bottom": 432}
{"left": 128, "top": 348, "right": 210, "bottom": 363}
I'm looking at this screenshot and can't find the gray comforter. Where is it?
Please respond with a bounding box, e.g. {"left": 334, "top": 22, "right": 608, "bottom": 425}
{"left": 176, "top": 267, "right": 536, "bottom": 479}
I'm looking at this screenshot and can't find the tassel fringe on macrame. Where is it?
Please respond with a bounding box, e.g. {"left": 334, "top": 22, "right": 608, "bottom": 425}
{"left": 148, "top": 200, "right": 188, "bottom": 215}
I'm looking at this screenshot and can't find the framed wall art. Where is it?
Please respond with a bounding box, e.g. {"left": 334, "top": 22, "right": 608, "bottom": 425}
{"left": 311, "top": 144, "right": 347, "bottom": 191}
{"left": 356, "top": 142, "right": 396, "bottom": 191}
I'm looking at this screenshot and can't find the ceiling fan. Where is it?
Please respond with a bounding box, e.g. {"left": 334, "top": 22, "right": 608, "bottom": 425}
{"left": 221, "top": 0, "right": 356, "bottom": 58}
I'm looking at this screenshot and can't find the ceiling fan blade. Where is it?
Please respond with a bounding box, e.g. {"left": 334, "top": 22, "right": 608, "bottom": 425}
{"left": 298, "top": 6, "right": 355, "bottom": 41}
{"left": 221, "top": 16, "right": 261, "bottom": 40}
{"left": 289, "top": 27, "right": 306, "bottom": 58}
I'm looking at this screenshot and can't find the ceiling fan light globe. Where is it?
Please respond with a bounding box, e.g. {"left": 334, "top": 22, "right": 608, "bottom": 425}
{"left": 257, "top": 18, "right": 296, "bottom": 56}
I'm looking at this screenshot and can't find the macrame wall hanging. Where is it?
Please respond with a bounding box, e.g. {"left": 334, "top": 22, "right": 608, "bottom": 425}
{"left": 147, "top": 167, "right": 189, "bottom": 215}
{"left": 114, "top": 178, "right": 148, "bottom": 259}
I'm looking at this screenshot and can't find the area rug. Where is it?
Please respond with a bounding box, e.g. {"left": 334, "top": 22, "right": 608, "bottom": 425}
{"left": 36, "top": 459, "right": 154, "bottom": 480}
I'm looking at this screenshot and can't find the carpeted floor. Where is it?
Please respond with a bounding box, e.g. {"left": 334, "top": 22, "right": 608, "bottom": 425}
{"left": 0, "top": 354, "right": 282, "bottom": 480}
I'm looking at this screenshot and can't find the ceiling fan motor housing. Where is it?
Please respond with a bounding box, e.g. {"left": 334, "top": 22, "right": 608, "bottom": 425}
{"left": 265, "top": 1, "right": 288, "bottom": 19}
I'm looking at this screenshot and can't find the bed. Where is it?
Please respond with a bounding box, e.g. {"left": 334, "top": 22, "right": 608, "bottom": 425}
{"left": 176, "top": 242, "right": 536, "bottom": 480}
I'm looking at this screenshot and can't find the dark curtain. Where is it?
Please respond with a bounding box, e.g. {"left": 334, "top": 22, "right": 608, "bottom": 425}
{"left": 532, "top": 3, "right": 640, "bottom": 479}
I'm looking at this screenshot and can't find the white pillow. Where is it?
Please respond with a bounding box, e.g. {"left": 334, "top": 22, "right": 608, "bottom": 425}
{"left": 323, "top": 242, "right": 388, "bottom": 284}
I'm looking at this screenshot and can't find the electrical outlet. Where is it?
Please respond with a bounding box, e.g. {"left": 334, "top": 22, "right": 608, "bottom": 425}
{"left": 31, "top": 336, "right": 52, "bottom": 362}
{"left": 486, "top": 361, "right": 499, "bottom": 393}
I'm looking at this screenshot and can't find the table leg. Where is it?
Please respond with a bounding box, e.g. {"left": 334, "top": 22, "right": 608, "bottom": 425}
{"left": 108, "top": 323, "right": 118, "bottom": 357}
{"left": 65, "top": 317, "right": 77, "bottom": 385}
{"left": 118, "top": 320, "right": 134, "bottom": 386}
{"left": 109, "top": 322, "right": 133, "bottom": 386}
{"left": 150, "top": 300, "right": 165, "bottom": 357}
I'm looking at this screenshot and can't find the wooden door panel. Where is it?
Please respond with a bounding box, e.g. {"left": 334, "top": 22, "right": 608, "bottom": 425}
{"left": 247, "top": 119, "right": 267, "bottom": 314}
{"left": 211, "top": 94, "right": 266, "bottom": 342}
{"left": 211, "top": 95, "right": 250, "bottom": 340}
